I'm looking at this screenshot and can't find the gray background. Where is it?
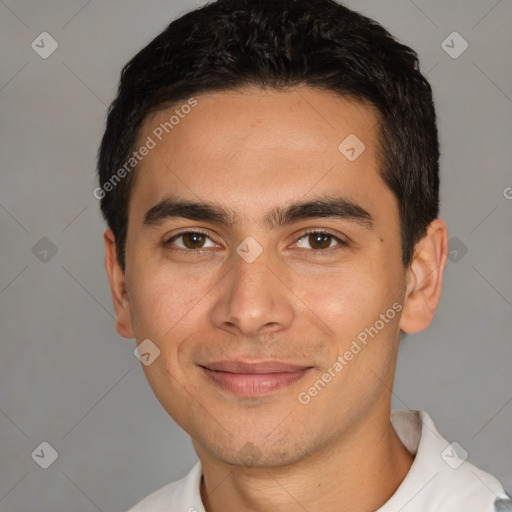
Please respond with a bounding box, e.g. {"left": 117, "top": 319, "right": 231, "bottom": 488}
{"left": 0, "top": 0, "right": 511, "bottom": 510}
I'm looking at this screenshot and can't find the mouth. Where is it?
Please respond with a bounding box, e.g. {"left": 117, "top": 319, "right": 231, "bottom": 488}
{"left": 198, "top": 360, "right": 313, "bottom": 397}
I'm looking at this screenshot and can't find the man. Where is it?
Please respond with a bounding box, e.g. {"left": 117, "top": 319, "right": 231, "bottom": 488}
{"left": 96, "top": 0, "right": 511, "bottom": 510}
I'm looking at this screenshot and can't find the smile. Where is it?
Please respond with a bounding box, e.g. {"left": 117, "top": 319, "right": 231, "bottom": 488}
{"left": 199, "top": 361, "right": 313, "bottom": 397}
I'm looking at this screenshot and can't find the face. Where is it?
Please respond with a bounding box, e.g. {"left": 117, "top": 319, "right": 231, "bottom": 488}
{"left": 105, "top": 86, "right": 441, "bottom": 468}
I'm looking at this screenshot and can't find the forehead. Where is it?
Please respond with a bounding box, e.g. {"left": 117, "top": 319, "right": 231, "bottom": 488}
{"left": 129, "top": 86, "right": 390, "bottom": 223}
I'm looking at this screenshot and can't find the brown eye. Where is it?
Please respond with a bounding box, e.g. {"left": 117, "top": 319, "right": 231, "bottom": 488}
{"left": 182, "top": 232, "right": 206, "bottom": 249}
{"left": 165, "top": 231, "right": 215, "bottom": 250}
{"left": 308, "top": 232, "right": 333, "bottom": 250}
{"left": 295, "top": 231, "right": 346, "bottom": 251}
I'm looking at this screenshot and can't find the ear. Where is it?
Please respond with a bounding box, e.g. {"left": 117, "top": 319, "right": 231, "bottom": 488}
{"left": 103, "top": 228, "right": 134, "bottom": 339}
{"left": 399, "top": 219, "right": 449, "bottom": 333}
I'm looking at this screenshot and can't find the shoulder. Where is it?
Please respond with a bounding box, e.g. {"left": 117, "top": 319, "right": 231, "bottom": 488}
{"left": 125, "top": 461, "right": 203, "bottom": 512}
{"left": 383, "top": 410, "right": 511, "bottom": 512}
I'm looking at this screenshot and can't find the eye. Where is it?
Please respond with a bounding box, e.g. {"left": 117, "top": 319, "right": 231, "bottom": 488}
{"left": 163, "top": 229, "right": 347, "bottom": 253}
{"left": 164, "top": 231, "right": 217, "bottom": 250}
{"left": 294, "top": 230, "right": 346, "bottom": 251}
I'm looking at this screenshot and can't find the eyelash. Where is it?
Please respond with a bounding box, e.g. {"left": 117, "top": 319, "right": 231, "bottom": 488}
{"left": 163, "top": 229, "right": 348, "bottom": 255}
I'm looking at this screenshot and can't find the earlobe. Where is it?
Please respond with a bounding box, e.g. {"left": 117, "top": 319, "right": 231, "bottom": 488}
{"left": 399, "top": 219, "right": 449, "bottom": 334}
{"left": 103, "top": 228, "right": 135, "bottom": 339}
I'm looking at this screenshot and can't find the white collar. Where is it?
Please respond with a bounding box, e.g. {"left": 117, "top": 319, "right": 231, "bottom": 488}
{"left": 378, "top": 410, "right": 508, "bottom": 511}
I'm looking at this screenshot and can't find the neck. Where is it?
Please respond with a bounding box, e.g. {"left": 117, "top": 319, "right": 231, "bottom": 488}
{"left": 197, "top": 406, "right": 414, "bottom": 512}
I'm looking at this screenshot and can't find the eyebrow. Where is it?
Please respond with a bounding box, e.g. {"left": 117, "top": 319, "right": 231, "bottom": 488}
{"left": 142, "top": 194, "right": 373, "bottom": 230}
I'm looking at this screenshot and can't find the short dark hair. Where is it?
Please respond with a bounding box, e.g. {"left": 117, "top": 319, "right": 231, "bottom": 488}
{"left": 97, "top": 0, "right": 439, "bottom": 271}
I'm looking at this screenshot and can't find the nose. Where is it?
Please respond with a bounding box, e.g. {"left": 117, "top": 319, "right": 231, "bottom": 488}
{"left": 209, "top": 246, "right": 295, "bottom": 338}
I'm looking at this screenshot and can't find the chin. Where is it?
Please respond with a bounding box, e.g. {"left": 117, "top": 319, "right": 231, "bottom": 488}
{"left": 195, "top": 428, "right": 318, "bottom": 469}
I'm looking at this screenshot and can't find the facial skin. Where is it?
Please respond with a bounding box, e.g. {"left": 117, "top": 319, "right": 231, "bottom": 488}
{"left": 104, "top": 86, "right": 448, "bottom": 512}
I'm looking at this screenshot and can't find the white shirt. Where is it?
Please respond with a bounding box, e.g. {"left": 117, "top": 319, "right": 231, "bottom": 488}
{"left": 126, "top": 410, "right": 511, "bottom": 511}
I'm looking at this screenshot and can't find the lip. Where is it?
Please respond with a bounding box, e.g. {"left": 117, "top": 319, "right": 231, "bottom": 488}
{"left": 199, "top": 360, "right": 313, "bottom": 396}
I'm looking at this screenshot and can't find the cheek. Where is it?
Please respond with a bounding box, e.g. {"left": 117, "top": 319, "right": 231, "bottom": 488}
{"left": 128, "top": 261, "right": 214, "bottom": 337}
{"left": 127, "top": 262, "right": 222, "bottom": 398}
{"left": 295, "top": 264, "right": 403, "bottom": 413}
{"left": 294, "top": 259, "right": 400, "bottom": 341}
